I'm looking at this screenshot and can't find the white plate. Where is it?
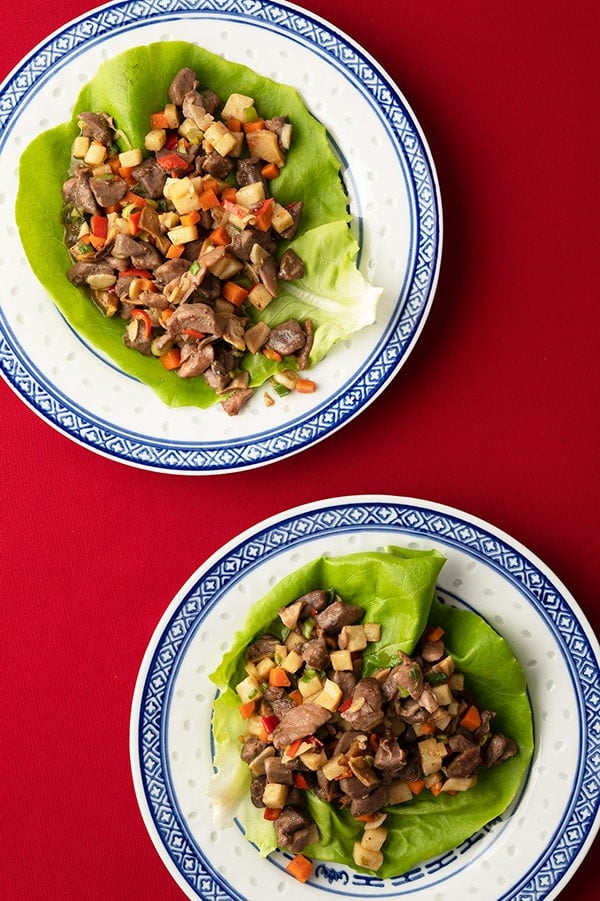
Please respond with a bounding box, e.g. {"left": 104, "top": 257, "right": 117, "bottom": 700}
{"left": 0, "top": 0, "right": 441, "bottom": 474}
{"left": 130, "top": 495, "right": 600, "bottom": 900}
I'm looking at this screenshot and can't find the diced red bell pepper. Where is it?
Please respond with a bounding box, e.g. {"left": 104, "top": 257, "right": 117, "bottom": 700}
{"left": 261, "top": 714, "right": 279, "bottom": 735}
{"left": 157, "top": 151, "right": 189, "bottom": 172}
{"left": 90, "top": 215, "right": 108, "bottom": 239}
{"left": 131, "top": 309, "right": 152, "bottom": 339}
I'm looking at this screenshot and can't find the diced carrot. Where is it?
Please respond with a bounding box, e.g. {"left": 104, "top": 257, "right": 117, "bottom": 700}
{"left": 296, "top": 378, "right": 317, "bottom": 393}
{"left": 149, "top": 111, "right": 170, "bottom": 130}
{"left": 238, "top": 700, "right": 256, "bottom": 719}
{"left": 289, "top": 689, "right": 302, "bottom": 706}
{"left": 160, "top": 347, "right": 181, "bottom": 371}
{"left": 227, "top": 117, "right": 243, "bottom": 133}
{"left": 253, "top": 197, "right": 274, "bottom": 232}
{"left": 285, "top": 854, "right": 313, "bottom": 884}
{"left": 243, "top": 118, "right": 265, "bottom": 133}
{"left": 268, "top": 667, "right": 291, "bottom": 688}
{"left": 419, "top": 721, "right": 435, "bottom": 735}
{"left": 261, "top": 162, "right": 280, "bottom": 180}
{"left": 166, "top": 243, "right": 185, "bottom": 259}
{"left": 118, "top": 166, "right": 136, "bottom": 184}
{"left": 263, "top": 808, "right": 281, "bottom": 821}
{"left": 198, "top": 187, "right": 220, "bottom": 211}
{"left": 87, "top": 234, "right": 105, "bottom": 250}
{"left": 122, "top": 191, "right": 146, "bottom": 208}
{"left": 406, "top": 779, "right": 426, "bottom": 795}
{"left": 182, "top": 328, "right": 205, "bottom": 340}
{"left": 258, "top": 728, "right": 270, "bottom": 744}
{"left": 160, "top": 308, "right": 175, "bottom": 325}
{"left": 353, "top": 812, "right": 379, "bottom": 823}
{"left": 209, "top": 225, "right": 231, "bottom": 246}
{"left": 459, "top": 705, "right": 482, "bottom": 731}
{"left": 108, "top": 156, "right": 121, "bottom": 175}
{"left": 222, "top": 281, "right": 248, "bottom": 306}
{"left": 263, "top": 347, "right": 282, "bottom": 362}
{"left": 429, "top": 781, "right": 445, "bottom": 797}
{"left": 180, "top": 210, "right": 201, "bottom": 227}
{"left": 221, "top": 186, "right": 238, "bottom": 203}
{"left": 425, "top": 626, "right": 445, "bottom": 642}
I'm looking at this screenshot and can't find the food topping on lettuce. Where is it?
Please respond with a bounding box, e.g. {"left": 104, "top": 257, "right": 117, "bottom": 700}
{"left": 234, "top": 589, "right": 519, "bottom": 881}
{"left": 209, "top": 547, "right": 534, "bottom": 882}
{"left": 62, "top": 67, "right": 315, "bottom": 415}
{"left": 18, "top": 43, "right": 382, "bottom": 412}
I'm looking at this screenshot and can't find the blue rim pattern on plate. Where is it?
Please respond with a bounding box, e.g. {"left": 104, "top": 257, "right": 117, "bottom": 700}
{"left": 0, "top": 0, "right": 441, "bottom": 473}
{"left": 133, "top": 498, "right": 600, "bottom": 899}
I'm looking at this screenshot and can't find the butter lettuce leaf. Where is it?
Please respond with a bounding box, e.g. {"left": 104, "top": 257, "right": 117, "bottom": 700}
{"left": 209, "top": 547, "right": 533, "bottom": 878}
{"left": 16, "top": 42, "right": 381, "bottom": 408}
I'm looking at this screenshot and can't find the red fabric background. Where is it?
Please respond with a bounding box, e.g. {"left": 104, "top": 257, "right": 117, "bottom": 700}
{"left": 1, "top": 1, "right": 598, "bottom": 898}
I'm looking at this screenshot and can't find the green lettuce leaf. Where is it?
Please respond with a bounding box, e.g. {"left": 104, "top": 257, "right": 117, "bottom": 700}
{"left": 209, "top": 546, "right": 534, "bottom": 878}
{"left": 16, "top": 42, "right": 381, "bottom": 408}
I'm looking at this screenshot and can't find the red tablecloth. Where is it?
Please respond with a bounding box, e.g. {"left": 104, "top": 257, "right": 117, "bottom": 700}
{"left": 2, "top": 1, "right": 598, "bottom": 898}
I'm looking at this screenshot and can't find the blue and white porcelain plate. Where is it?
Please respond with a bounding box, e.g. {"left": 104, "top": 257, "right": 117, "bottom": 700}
{"left": 130, "top": 495, "right": 600, "bottom": 900}
{"left": 0, "top": 0, "right": 441, "bottom": 474}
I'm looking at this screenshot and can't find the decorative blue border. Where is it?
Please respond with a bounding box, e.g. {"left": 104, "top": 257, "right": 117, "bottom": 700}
{"left": 135, "top": 500, "right": 600, "bottom": 899}
{"left": 0, "top": 0, "right": 441, "bottom": 473}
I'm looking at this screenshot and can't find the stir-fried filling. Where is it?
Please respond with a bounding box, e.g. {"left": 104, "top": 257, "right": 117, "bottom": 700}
{"left": 236, "top": 589, "right": 519, "bottom": 880}
{"left": 62, "top": 67, "right": 315, "bottom": 415}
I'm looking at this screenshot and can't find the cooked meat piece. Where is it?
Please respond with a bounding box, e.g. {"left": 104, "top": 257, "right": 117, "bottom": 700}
{"left": 63, "top": 167, "right": 99, "bottom": 216}
{"left": 279, "top": 201, "right": 304, "bottom": 240}
{"left": 230, "top": 226, "right": 276, "bottom": 262}
{"left": 245, "top": 635, "right": 280, "bottom": 663}
{"left": 166, "top": 303, "right": 220, "bottom": 338}
{"left": 202, "top": 151, "right": 233, "bottom": 179}
{"left": 67, "top": 260, "right": 115, "bottom": 286}
{"left": 271, "top": 703, "right": 332, "bottom": 750}
{"left": 315, "top": 599, "right": 363, "bottom": 634}
{"left": 482, "top": 733, "right": 518, "bottom": 767}
{"left": 221, "top": 388, "right": 254, "bottom": 416}
{"left": 177, "top": 341, "right": 215, "bottom": 378}
{"left": 203, "top": 360, "right": 231, "bottom": 392}
{"left": 298, "top": 589, "right": 331, "bottom": 617}
{"left": 421, "top": 640, "right": 445, "bottom": 662}
{"left": 236, "top": 156, "right": 264, "bottom": 187}
{"left": 112, "top": 233, "right": 148, "bottom": 261}
{"left": 274, "top": 806, "right": 314, "bottom": 853}
{"left": 241, "top": 736, "right": 269, "bottom": 764}
{"left": 89, "top": 175, "right": 128, "bottom": 208}
{"left": 77, "top": 111, "right": 113, "bottom": 145}
{"left": 194, "top": 271, "right": 222, "bottom": 301}
{"left": 382, "top": 654, "right": 424, "bottom": 701}
{"left": 396, "top": 753, "right": 423, "bottom": 784}
{"left": 472, "top": 709, "right": 495, "bottom": 744}
{"left": 338, "top": 774, "right": 371, "bottom": 800}
{"left": 373, "top": 737, "right": 407, "bottom": 776}
{"left": 333, "top": 731, "right": 367, "bottom": 757}
{"left": 395, "top": 696, "right": 429, "bottom": 723}
{"left": 341, "top": 678, "right": 384, "bottom": 731}
{"left": 447, "top": 734, "right": 477, "bottom": 754}
{"left": 446, "top": 746, "right": 481, "bottom": 778}
{"left": 331, "top": 671, "right": 356, "bottom": 703}
{"left": 131, "top": 157, "right": 168, "bottom": 199}
{"left": 265, "top": 319, "right": 306, "bottom": 357}
{"left": 259, "top": 255, "right": 279, "bottom": 297}
{"left": 182, "top": 90, "right": 212, "bottom": 129}
{"left": 263, "top": 686, "right": 296, "bottom": 719}
{"left": 265, "top": 116, "right": 288, "bottom": 139}
{"left": 264, "top": 756, "right": 294, "bottom": 786}
{"left": 218, "top": 312, "right": 246, "bottom": 352}
{"left": 349, "top": 783, "right": 388, "bottom": 818}
{"left": 250, "top": 775, "right": 267, "bottom": 808}
{"left": 153, "top": 258, "right": 191, "bottom": 288}
{"left": 199, "top": 89, "right": 221, "bottom": 116}
{"left": 315, "top": 767, "right": 340, "bottom": 803}
{"left": 123, "top": 320, "right": 153, "bottom": 355}
{"left": 301, "top": 638, "right": 329, "bottom": 670}
{"left": 296, "top": 318, "right": 313, "bottom": 370}
{"left": 278, "top": 248, "right": 305, "bottom": 281}
{"left": 419, "top": 688, "right": 439, "bottom": 714}
{"left": 168, "top": 67, "right": 198, "bottom": 105}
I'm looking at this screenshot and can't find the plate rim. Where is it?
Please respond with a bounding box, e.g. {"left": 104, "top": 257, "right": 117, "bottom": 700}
{"left": 0, "top": 0, "right": 442, "bottom": 474}
{"left": 129, "top": 493, "right": 600, "bottom": 901}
